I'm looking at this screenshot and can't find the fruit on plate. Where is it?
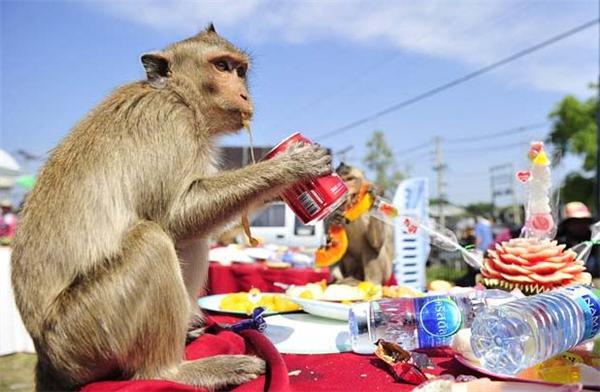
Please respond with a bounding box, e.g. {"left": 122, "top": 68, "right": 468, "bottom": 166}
{"left": 285, "top": 280, "right": 327, "bottom": 300}
{"left": 357, "top": 281, "right": 382, "bottom": 300}
{"left": 219, "top": 290, "right": 301, "bottom": 314}
{"left": 427, "top": 280, "right": 454, "bottom": 292}
{"left": 321, "top": 284, "right": 365, "bottom": 301}
{"left": 382, "top": 285, "right": 424, "bottom": 298}
{"left": 480, "top": 237, "right": 591, "bottom": 294}
{"left": 315, "top": 225, "right": 348, "bottom": 267}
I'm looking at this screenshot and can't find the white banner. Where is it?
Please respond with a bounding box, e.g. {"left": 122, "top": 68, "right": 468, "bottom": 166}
{"left": 392, "top": 177, "right": 430, "bottom": 290}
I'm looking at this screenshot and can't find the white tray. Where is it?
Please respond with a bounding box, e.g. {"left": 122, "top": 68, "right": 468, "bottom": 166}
{"left": 264, "top": 313, "right": 351, "bottom": 354}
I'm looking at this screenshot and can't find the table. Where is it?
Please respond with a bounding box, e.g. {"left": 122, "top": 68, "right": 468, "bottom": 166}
{"left": 0, "top": 246, "right": 35, "bottom": 355}
{"left": 207, "top": 262, "right": 331, "bottom": 294}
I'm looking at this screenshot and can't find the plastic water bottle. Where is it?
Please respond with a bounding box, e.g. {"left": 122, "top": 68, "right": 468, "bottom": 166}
{"left": 348, "top": 289, "right": 514, "bottom": 354}
{"left": 470, "top": 285, "right": 600, "bottom": 375}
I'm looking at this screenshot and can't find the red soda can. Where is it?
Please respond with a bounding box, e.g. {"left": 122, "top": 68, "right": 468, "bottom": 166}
{"left": 264, "top": 132, "right": 348, "bottom": 224}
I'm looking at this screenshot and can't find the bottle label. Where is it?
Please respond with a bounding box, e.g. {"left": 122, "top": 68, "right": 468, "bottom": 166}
{"left": 415, "top": 296, "right": 462, "bottom": 348}
{"left": 562, "top": 285, "right": 600, "bottom": 341}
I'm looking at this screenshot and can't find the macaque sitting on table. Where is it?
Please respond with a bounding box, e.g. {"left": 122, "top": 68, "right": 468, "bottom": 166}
{"left": 11, "top": 24, "right": 331, "bottom": 391}
{"left": 327, "top": 163, "right": 394, "bottom": 285}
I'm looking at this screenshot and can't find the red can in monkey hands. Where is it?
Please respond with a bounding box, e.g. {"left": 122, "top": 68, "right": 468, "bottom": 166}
{"left": 264, "top": 132, "right": 348, "bottom": 224}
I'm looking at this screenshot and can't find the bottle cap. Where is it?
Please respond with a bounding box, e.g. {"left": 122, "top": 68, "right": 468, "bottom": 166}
{"left": 348, "top": 302, "right": 377, "bottom": 354}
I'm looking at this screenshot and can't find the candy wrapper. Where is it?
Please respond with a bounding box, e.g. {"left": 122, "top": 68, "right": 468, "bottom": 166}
{"left": 374, "top": 339, "right": 429, "bottom": 385}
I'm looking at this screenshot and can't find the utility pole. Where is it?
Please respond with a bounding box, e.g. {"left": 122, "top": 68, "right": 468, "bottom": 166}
{"left": 490, "top": 163, "right": 518, "bottom": 222}
{"left": 433, "top": 136, "right": 446, "bottom": 227}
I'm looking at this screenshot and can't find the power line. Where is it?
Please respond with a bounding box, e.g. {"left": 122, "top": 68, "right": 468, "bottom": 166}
{"left": 391, "top": 120, "right": 547, "bottom": 157}
{"left": 445, "top": 121, "right": 548, "bottom": 144}
{"left": 393, "top": 141, "right": 431, "bottom": 155}
{"left": 445, "top": 140, "right": 530, "bottom": 154}
{"left": 315, "top": 18, "right": 599, "bottom": 141}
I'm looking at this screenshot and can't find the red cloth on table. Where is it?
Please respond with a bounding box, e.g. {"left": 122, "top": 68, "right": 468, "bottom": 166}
{"left": 81, "top": 319, "right": 290, "bottom": 392}
{"left": 207, "top": 262, "right": 330, "bottom": 294}
{"left": 81, "top": 314, "right": 481, "bottom": 392}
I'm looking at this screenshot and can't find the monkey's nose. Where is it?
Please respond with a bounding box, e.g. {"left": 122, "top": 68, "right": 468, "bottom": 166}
{"left": 240, "top": 94, "right": 248, "bottom": 101}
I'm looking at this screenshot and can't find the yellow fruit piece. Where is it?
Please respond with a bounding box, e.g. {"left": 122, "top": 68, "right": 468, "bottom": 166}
{"left": 299, "top": 290, "right": 314, "bottom": 299}
{"left": 273, "top": 295, "right": 301, "bottom": 312}
{"left": 219, "top": 292, "right": 254, "bottom": 313}
{"left": 357, "top": 281, "right": 374, "bottom": 293}
{"left": 257, "top": 294, "right": 275, "bottom": 311}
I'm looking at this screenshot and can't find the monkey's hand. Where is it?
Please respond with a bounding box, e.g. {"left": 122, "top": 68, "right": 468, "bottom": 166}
{"left": 274, "top": 142, "right": 332, "bottom": 182}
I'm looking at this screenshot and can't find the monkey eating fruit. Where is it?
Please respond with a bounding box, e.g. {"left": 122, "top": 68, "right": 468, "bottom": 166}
{"left": 11, "top": 24, "right": 332, "bottom": 391}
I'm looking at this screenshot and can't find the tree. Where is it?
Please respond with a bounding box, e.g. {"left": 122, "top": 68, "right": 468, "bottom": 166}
{"left": 363, "top": 130, "right": 404, "bottom": 196}
{"left": 464, "top": 202, "right": 494, "bottom": 217}
{"left": 547, "top": 86, "right": 598, "bottom": 211}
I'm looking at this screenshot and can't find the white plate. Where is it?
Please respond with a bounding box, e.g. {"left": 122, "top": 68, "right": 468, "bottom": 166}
{"left": 197, "top": 293, "right": 299, "bottom": 316}
{"left": 288, "top": 297, "right": 352, "bottom": 321}
{"left": 455, "top": 354, "right": 600, "bottom": 389}
{"left": 209, "top": 246, "right": 254, "bottom": 264}
{"left": 264, "top": 313, "right": 351, "bottom": 354}
{"left": 244, "top": 247, "right": 275, "bottom": 261}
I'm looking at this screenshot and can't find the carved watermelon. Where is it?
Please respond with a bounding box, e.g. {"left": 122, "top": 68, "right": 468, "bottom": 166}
{"left": 480, "top": 238, "right": 591, "bottom": 294}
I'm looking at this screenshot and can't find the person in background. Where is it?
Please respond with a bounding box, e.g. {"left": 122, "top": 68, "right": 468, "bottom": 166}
{"left": 0, "top": 199, "right": 17, "bottom": 240}
{"left": 556, "top": 201, "right": 598, "bottom": 278}
{"left": 474, "top": 215, "right": 494, "bottom": 254}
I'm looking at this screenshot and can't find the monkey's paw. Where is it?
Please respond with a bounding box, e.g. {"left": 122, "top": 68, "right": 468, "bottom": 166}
{"left": 279, "top": 142, "right": 332, "bottom": 180}
{"left": 188, "top": 354, "right": 266, "bottom": 390}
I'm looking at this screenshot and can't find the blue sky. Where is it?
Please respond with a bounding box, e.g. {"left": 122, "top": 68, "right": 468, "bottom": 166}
{"left": 1, "top": 0, "right": 598, "bottom": 206}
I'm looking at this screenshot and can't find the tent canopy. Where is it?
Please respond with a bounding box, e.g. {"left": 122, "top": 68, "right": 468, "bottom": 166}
{"left": 0, "top": 149, "right": 20, "bottom": 177}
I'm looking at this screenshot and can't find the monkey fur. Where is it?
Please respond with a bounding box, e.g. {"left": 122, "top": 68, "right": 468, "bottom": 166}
{"left": 328, "top": 163, "right": 394, "bottom": 285}
{"left": 11, "top": 24, "right": 331, "bottom": 391}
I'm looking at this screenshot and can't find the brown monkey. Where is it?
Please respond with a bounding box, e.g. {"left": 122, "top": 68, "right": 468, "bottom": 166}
{"left": 328, "top": 163, "right": 394, "bottom": 284}
{"left": 11, "top": 24, "right": 331, "bottom": 391}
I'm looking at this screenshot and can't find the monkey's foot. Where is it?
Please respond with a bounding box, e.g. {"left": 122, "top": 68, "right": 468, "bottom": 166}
{"left": 176, "top": 355, "right": 266, "bottom": 390}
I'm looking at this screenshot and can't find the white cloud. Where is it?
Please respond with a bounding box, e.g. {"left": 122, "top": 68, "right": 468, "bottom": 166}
{"left": 93, "top": 0, "right": 597, "bottom": 95}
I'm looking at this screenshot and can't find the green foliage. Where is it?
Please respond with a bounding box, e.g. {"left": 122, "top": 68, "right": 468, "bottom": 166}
{"left": 363, "top": 130, "right": 404, "bottom": 196}
{"left": 548, "top": 86, "right": 598, "bottom": 212}
{"left": 549, "top": 90, "right": 598, "bottom": 171}
{"left": 465, "top": 202, "right": 494, "bottom": 216}
{"left": 561, "top": 172, "right": 596, "bottom": 208}
{"left": 426, "top": 264, "right": 469, "bottom": 284}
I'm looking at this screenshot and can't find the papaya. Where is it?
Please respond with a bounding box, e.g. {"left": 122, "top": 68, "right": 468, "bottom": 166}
{"left": 315, "top": 224, "right": 348, "bottom": 267}
{"left": 343, "top": 183, "right": 374, "bottom": 222}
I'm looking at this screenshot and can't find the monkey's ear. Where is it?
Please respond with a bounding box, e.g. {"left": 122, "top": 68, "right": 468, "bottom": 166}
{"left": 206, "top": 22, "right": 216, "bottom": 33}
{"left": 141, "top": 52, "right": 170, "bottom": 85}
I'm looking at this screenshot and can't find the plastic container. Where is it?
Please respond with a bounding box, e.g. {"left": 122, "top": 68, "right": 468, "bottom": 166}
{"left": 264, "top": 133, "right": 348, "bottom": 224}
{"left": 470, "top": 284, "right": 600, "bottom": 375}
{"left": 348, "top": 289, "right": 514, "bottom": 354}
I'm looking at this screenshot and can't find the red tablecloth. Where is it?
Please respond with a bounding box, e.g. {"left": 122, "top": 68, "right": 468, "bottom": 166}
{"left": 207, "top": 263, "right": 331, "bottom": 294}
{"left": 83, "top": 314, "right": 476, "bottom": 392}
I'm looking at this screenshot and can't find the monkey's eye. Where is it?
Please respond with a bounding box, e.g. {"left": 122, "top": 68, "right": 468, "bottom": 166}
{"left": 214, "top": 60, "right": 231, "bottom": 72}
{"left": 237, "top": 66, "right": 247, "bottom": 78}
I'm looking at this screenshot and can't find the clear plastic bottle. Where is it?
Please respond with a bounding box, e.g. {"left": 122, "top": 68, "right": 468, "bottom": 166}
{"left": 348, "top": 289, "right": 514, "bottom": 354}
{"left": 470, "top": 285, "right": 600, "bottom": 375}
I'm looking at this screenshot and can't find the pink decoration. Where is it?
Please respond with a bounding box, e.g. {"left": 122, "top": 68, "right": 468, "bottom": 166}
{"left": 516, "top": 170, "right": 532, "bottom": 183}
